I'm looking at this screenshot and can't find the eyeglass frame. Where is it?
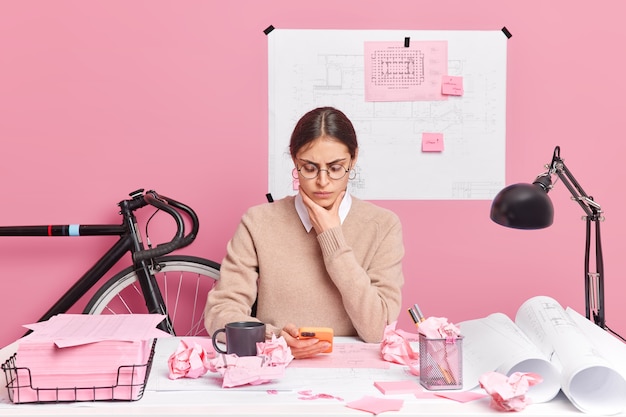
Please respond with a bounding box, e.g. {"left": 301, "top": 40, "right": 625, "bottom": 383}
{"left": 293, "top": 158, "right": 354, "bottom": 180}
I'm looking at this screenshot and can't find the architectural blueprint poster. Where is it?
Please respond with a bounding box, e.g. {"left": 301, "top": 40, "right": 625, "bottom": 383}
{"left": 268, "top": 29, "right": 507, "bottom": 200}
{"left": 364, "top": 40, "right": 448, "bottom": 102}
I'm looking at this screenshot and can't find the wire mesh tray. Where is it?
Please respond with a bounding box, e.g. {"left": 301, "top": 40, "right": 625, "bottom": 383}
{"left": 1, "top": 338, "right": 156, "bottom": 404}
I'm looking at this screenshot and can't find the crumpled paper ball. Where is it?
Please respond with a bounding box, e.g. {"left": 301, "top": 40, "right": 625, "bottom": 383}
{"left": 257, "top": 334, "right": 294, "bottom": 366}
{"left": 417, "top": 317, "right": 461, "bottom": 339}
{"left": 208, "top": 335, "right": 294, "bottom": 388}
{"left": 167, "top": 339, "right": 214, "bottom": 379}
{"left": 479, "top": 371, "right": 543, "bottom": 412}
{"left": 380, "top": 321, "right": 418, "bottom": 365}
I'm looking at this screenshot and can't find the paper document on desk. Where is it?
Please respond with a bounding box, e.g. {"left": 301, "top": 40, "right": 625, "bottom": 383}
{"left": 459, "top": 311, "right": 560, "bottom": 402}
{"left": 11, "top": 314, "right": 171, "bottom": 403}
{"left": 287, "top": 342, "right": 389, "bottom": 369}
{"left": 22, "top": 313, "right": 170, "bottom": 346}
{"left": 459, "top": 295, "right": 626, "bottom": 415}
{"left": 147, "top": 337, "right": 400, "bottom": 393}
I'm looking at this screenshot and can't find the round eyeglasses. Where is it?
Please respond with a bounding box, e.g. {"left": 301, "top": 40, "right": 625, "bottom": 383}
{"left": 296, "top": 163, "right": 350, "bottom": 180}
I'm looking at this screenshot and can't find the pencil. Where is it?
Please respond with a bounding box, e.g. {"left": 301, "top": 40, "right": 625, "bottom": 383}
{"left": 408, "top": 307, "right": 420, "bottom": 325}
{"left": 413, "top": 303, "right": 425, "bottom": 322}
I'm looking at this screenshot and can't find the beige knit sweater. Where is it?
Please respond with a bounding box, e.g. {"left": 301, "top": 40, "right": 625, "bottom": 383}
{"left": 203, "top": 195, "right": 405, "bottom": 343}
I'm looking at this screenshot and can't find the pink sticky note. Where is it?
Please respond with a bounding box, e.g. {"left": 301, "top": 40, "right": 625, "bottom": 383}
{"left": 435, "top": 391, "right": 488, "bottom": 403}
{"left": 374, "top": 380, "right": 422, "bottom": 395}
{"left": 422, "top": 133, "right": 444, "bottom": 152}
{"left": 415, "top": 390, "right": 441, "bottom": 399}
{"left": 346, "top": 396, "right": 404, "bottom": 415}
{"left": 442, "top": 75, "right": 464, "bottom": 95}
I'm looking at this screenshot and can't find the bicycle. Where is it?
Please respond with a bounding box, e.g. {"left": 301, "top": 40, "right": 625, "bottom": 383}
{"left": 0, "top": 189, "right": 220, "bottom": 337}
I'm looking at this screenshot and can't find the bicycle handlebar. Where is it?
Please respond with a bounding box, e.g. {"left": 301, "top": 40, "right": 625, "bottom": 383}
{"left": 131, "top": 190, "right": 200, "bottom": 263}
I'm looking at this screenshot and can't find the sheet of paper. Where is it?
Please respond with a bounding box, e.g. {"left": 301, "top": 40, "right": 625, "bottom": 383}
{"left": 148, "top": 338, "right": 406, "bottom": 394}
{"left": 567, "top": 306, "right": 626, "bottom": 378}
{"left": 459, "top": 312, "right": 560, "bottom": 402}
{"left": 22, "top": 314, "right": 170, "bottom": 346}
{"left": 346, "top": 395, "right": 404, "bottom": 414}
{"left": 268, "top": 29, "right": 507, "bottom": 201}
{"left": 363, "top": 40, "right": 448, "bottom": 102}
{"left": 460, "top": 296, "right": 626, "bottom": 415}
{"left": 516, "top": 296, "right": 626, "bottom": 415}
{"left": 287, "top": 343, "right": 390, "bottom": 369}
{"left": 435, "top": 391, "right": 487, "bottom": 403}
{"left": 374, "top": 379, "right": 422, "bottom": 395}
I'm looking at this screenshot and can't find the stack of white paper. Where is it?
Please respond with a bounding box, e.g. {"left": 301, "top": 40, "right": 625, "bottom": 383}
{"left": 9, "top": 314, "right": 171, "bottom": 403}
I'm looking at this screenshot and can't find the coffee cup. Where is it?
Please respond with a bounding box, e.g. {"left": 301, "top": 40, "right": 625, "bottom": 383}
{"left": 211, "top": 321, "right": 266, "bottom": 357}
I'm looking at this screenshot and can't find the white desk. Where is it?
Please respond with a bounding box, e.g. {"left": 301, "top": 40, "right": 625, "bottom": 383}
{"left": 0, "top": 337, "right": 617, "bottom": 416}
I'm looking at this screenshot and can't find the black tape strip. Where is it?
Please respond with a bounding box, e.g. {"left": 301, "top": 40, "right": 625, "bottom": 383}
{"left": 404, "top": 37, "right": 410, "bottom": 47}
{"left": 501, "top": 26, "right": 512, "bottom": 39}
{"left": 266, "top": 193, "right": 274, "bottom": 203}
{"left": 264, "top": 25, "right": 275, "bottom": 35}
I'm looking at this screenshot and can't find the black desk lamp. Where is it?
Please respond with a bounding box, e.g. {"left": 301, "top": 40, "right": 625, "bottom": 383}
{"left": 490, "top": 146, "right": 606, "bottom": 329}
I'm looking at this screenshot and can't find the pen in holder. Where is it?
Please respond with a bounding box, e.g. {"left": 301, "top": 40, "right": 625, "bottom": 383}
{"left": 419, "top": 334, "right": 463, "bottom": 390}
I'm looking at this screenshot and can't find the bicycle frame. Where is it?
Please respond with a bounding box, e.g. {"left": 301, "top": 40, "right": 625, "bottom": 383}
{"left": 0, "top": 189, "right": 200, "bottom": 335}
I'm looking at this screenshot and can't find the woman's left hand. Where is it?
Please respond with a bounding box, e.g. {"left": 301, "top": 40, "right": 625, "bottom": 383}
{"left": 300, "top": 189, "right": 345, "bottom": 234}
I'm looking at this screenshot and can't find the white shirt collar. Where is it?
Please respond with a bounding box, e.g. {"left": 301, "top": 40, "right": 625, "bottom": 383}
{"left": 295, "top": 192, "right": 352, "bottom": 232}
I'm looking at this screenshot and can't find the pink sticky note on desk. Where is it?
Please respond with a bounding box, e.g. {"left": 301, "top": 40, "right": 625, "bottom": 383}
{"left": 435, "top": 391, "right": 488, "bottom": 403}
{"left": 374, "top": 379, "right": 422, "bottom": 395}
{"left": 442, "top": 75, "right": 464, "bottom": 95}
{"left": 346, "top": 396, "right": 404, "bottom": 415}
{"left": 422, "top": 133, "right": 444, "bottom": 152}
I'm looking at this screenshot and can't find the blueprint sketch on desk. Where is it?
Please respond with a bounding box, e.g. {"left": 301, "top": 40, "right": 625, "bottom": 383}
{"left": 268, "top": 29, "right": 507, "bottom": 200}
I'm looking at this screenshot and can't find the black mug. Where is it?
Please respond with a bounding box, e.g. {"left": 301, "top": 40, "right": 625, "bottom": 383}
{"left": 211, "top": 321, "right": 266, "bottom": 357}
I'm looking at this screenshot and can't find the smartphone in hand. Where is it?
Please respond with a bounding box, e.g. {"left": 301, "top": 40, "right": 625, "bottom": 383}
{"left": 298, "top": 327, "right": 334, "bottom": 353}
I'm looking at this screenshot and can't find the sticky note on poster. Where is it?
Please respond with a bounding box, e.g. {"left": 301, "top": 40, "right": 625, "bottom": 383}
{"left": 422, "top": 133, "right": 444, "bottom": 152}
{"left": 442, "top": 75, "right": 463, "bottom": 96}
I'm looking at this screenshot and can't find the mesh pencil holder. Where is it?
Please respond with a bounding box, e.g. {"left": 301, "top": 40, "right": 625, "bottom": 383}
{"left": 419, "top": 334, "right": 463, "bottom": 390}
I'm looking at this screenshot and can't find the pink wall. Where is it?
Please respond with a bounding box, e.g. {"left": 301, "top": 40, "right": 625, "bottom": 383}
{"left": 1, "top": 1, "right": 625, "bottom": 348}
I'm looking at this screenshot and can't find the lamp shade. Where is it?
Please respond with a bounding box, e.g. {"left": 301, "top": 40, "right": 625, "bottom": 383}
{"left": 490, "top": 183, "right": 554, "bottom": 229}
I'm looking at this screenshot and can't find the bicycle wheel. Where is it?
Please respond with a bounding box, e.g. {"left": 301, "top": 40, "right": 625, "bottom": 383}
{"left": 83, "top": 255, "right": 220, "bottom": 337}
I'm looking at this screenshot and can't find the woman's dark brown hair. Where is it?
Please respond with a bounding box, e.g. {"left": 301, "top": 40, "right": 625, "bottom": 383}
{"left": 289, "top": 107, "right": 358, "bottom": 159}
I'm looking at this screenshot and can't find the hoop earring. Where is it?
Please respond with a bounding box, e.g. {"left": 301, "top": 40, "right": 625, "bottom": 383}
{"left": 348, "top": 169, "right": 357, "bottom": 180}
{"left": 292, "top": 167, "right": 299, "bottom": 179}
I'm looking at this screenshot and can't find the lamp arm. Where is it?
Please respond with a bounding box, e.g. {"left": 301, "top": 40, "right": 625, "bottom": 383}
{"left": 548, "top": 146, "right": 605, "bottom": 328}
{"left": 549, "top": 146, "right": 602, "bottom": 219}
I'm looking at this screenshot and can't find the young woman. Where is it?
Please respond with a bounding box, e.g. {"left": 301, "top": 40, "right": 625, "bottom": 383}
{"left": 204, "top": 107, "right": 404, "bottom": 358}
